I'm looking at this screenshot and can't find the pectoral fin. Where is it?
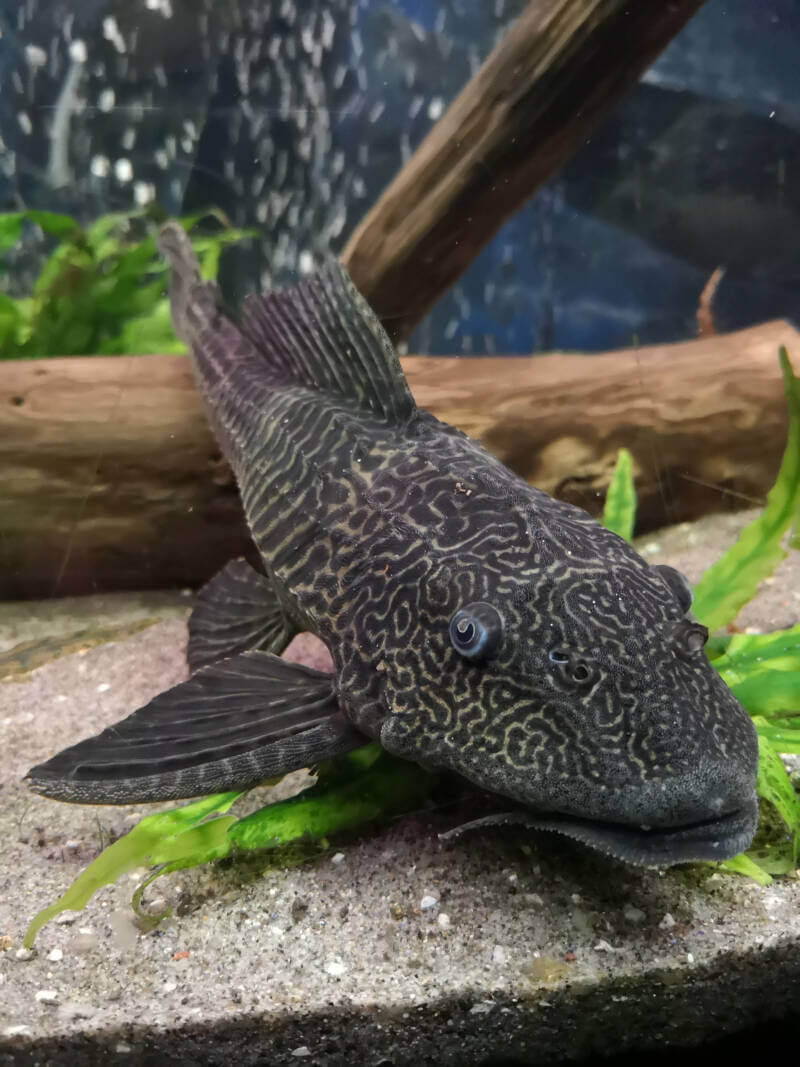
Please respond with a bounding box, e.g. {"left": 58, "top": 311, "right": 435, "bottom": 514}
{"left": 26, "top": 651, "right": 364, "bottom": 805}
{"left": 188, "top": 558, "right": 297, "bottom": 673}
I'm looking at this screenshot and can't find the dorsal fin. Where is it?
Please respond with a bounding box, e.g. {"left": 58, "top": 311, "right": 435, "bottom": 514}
{"left": 157, "top": 221, "right": 216, "bottom": 344}
{"left": 239, "top": 259, "right": 416, "bottom": 423}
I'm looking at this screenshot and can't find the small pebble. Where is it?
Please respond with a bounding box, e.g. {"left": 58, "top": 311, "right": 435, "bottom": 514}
{"left": 54, "top": 913, "right": 77, "bottom": 925}
{"left": 291, "top": 1048, "right": 311, "bottom": 1058}
{"left": 437, "top": 913, "right": 451, "bottom": 929}
{"left": 47, "top": 948, "right": 63, "bottom": 962}
{"left": 115, "top": 1042, "right": 132, "bottom": 1054}
{"left": 15, "top": 948, "right": 33, "bottom": 961}
{"left": 324, "top": 958, "right": 346, "bottom": 977}
{"left": 420, "top": 895, "right": 438, "bottom": 910}
{"left": 623, "top": 905, "right": 646, "bottom": 923}
{"left": 35, "top": 989, "right": 58, "bottom": 1004}
{"left": 659, "top": 913, "right": 676, "bottom": 929}
{"left": 330, "top": 852, "right": 345, "bottom": 865}
{"left": 492, "top": 945, "right": 506, "bottom": 965}
{"left": 96, "top": 683, "right": 110, "bottom": 693}
{"left": 4, "top": 1025, "right": 31, "bottom": 1037}
{"left": 470, "top": 1001, "right": 495, "bottom": 1015}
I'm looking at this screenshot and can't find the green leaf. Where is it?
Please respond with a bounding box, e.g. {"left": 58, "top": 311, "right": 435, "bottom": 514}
{"left": 601, "top": 448, "right": 636, "bottom": 542}
{"left": 692, "top": 347, "right": 800, "bottom": 631}
{"left": 737, "top": 842, "right": 797, "bottom": 876}
{"left": 23, "top": 792, "right": 242, "bottom": 948}
{"left": 711, "top": 624, "right": 800, "bottom": 681}
{"left": 753, "top": 725, "right": 800, "bottom": 837}
{"left": 84, "top": 209, "right": 147, "bottom": 249}
{"left": 0, "top": 213, "right": 24, "bottom": 254}
{"left": 0, "top": 292, "right": 24, "bottom": 351}
{"left": 23, "top": 748, "right": 436, "bottom": 946}
{"left": 228, "top": 748, "right": 434, "bottom": 852}
{"left": 22, "top": 210, "right": 81, "bottom": 240}
{"left": 728, "top": 671, "right": 800, "bottom": 717}
{"left": 754, "top": 726, "right": 800, "bottom": 755}
{"left": 2, "top": 208, "right": 254, "bottom": 358}
{"left": 718, "top": 852, "right": 773, "bottom": 885}
{"left": 102, "top": 300, "right": 187, "bottom": 355}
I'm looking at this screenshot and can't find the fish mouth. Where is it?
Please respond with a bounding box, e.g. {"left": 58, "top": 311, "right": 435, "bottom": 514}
{"left": 441, "top": 794, "right": 759, "bottom": 868}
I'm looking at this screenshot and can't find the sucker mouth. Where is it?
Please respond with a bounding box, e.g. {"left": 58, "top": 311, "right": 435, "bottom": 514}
{"left": 441, "top": 795, "right": 759, "bottom": 868}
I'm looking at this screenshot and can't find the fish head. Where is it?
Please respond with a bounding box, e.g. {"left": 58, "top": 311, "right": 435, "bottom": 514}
{"left": 377, "top": 503, "right": 758, "bottom": 867}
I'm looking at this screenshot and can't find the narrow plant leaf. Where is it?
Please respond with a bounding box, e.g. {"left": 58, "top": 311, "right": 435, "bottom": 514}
{"left": 23, "top": 792, "right": 241, "bottom": 947}
{"left": 0, "top": 214, "right": 25, "bottom": 255}
{"left": 22, "top": 209, "right": 81, "bottom": 239}
{"left": 753, "top": 724, "right": 800, "bottom": 835}
{"left": 718, "top": 852, "right": 773, "bottom": 885}
{"left": 692, "top": 347, "right": 800, "bottom": 630}
{"left": 228, "top": 749, "right": 435, "bottom": 852}
{"left": 754, "top": 726, "right": 800, "bottom": 754}
{"left": 85, "top": 208, "right": 148, "bottom": 248}
{"left": 602, "top": 448, "right": 636, "bottom": 542}
{"left": 728, "top": 671, "right": 800, "bottom": 717}
{"left": 738, "top": 842, "right": 796, "bottom": 876}
{"left": 24, "top": 748, "right": 436, "bottom": 945}
{"left": 0, "top": 292, "right": 23, "bottom": 348}
{"left": 711, "top": 624, "right": 800, "bottom": 682}
{"left": 0, "top": 210, "right": 78, "bottom": 258}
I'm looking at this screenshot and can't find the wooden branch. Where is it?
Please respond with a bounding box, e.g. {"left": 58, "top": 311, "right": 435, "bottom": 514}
{"left": 343, "top": 0, "right": 708, "bottom": 341}
{"left": 1, "top": 318, "right": 795, "bottom": 599}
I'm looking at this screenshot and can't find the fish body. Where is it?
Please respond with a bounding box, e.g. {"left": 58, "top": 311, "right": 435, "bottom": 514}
{"left": 27, "top": 223, "right": 759, "bottom": 867}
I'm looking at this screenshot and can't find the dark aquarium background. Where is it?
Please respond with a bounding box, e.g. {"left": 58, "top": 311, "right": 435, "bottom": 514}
{"left": 1, "top": 0, "right": 799, "bottom": 355}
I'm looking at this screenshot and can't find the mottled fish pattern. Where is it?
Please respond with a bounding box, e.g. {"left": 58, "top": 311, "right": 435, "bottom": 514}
{"left": 27, "top": 223, "right": 759, "bottom": 866}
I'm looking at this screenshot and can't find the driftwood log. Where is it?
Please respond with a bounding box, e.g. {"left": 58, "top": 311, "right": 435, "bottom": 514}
{"left": 1, "top": 318, "right": 796, "bottom": 599}
{"left": 343, "top": 0, "right": 708, "bottom": 341}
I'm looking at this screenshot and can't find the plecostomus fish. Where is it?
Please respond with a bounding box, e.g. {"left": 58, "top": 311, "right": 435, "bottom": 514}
{"left": 27, "top": 223, "right": 759, "bottom": 867}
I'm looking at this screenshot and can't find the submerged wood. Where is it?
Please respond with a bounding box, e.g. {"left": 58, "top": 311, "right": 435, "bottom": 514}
{"left": 343, "top": 0, "right": 708, "bottom": 341}
{"left": 1, "top": 318, "right": 795, "bottom": 599}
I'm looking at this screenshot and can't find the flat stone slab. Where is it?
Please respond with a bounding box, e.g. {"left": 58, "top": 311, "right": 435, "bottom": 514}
{"left": 1, "top": 511, "right": 799, "bottom": 1066}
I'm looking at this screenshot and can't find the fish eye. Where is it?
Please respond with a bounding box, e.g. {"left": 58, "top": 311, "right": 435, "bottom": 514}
{"left": 449, "top": 603, "right": 504, "bottom": 662}
{"left": 653, "top": 564, "right": 693, "bottom": 614}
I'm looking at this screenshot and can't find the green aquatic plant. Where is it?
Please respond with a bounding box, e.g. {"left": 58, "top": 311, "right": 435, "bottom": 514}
{"left": 601, "top": 347, "right": 800, "bottom": 885}
{"left": 24, "top": 747, "right": 433, "bottom": 948}
{"left": 0, "top": 207, "right": 254, "bottom": 358}
{"left": 691, "top": 347, "right": 800, "bottom": 631}
{"left": 601, "top": 447, "right": 636, "bottom": 541}
{"left": 23, "top": 348, "right": 800, "bottom": 946}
